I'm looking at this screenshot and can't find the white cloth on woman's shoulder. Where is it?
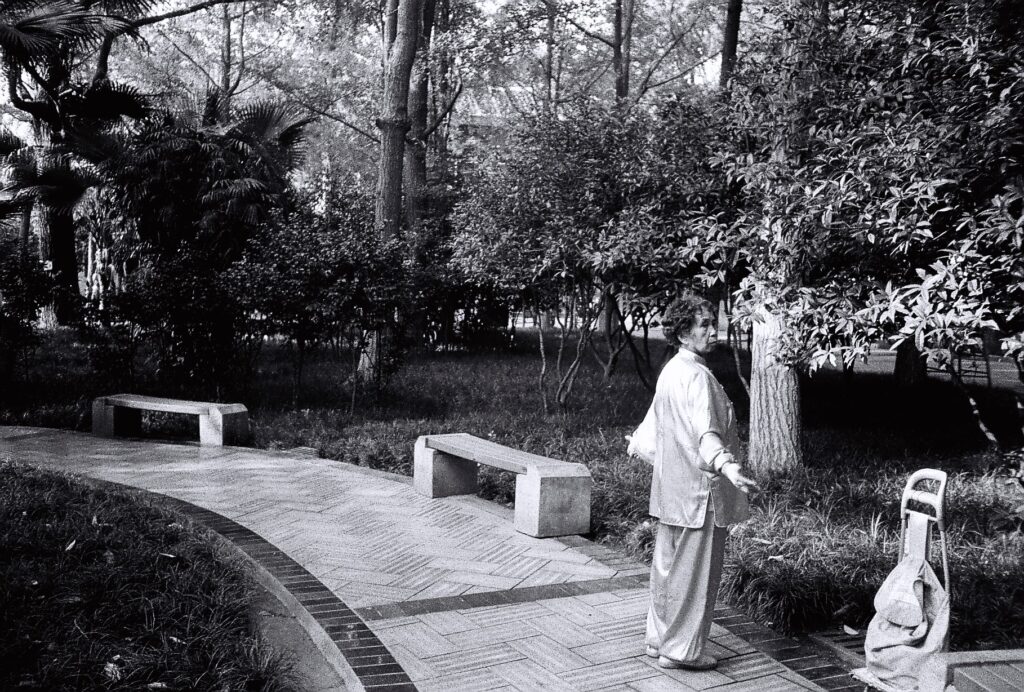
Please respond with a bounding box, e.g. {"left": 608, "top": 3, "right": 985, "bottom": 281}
{"left": 648, "top": 349, "right": 749, "bottom": 528}
{"left": 627, "top": 402, "right": 657, "bottom": 464}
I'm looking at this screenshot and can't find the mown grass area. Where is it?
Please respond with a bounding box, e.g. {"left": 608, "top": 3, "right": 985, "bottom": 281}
{"left": 0, "top": 462, "right": 292, "bottom": 691}
{"left": 3, "top": 327, "right": 1024, "bottom": 650}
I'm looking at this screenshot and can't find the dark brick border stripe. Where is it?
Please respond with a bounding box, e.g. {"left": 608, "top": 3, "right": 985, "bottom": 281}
{"left": 355, "top": 574, "right": 648, "bottom": 620}
{"left": 91, "top": 480, "right": 418, "bottom": 692}
{"left": 712, "top": 606, "right": 860, "bottom": 692}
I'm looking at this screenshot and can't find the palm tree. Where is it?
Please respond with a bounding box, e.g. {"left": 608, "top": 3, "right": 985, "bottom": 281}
{"left": 0, "top": 0, "right": 144, "bottom": 322}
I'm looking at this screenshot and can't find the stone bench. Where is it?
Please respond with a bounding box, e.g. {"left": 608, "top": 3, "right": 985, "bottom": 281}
{"left": 413, "top": 433, "right": 592, "bottom": 538}
{"left": 92, "top": 394, "right": 250, "bottom": 447}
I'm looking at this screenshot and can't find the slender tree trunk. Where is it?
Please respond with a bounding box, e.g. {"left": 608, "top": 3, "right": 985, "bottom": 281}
{"left": 220, "top": 5, "right": 233, "bottom": 115}
{"left": 19, "top": 206, "right": 31, "bottom": 258}
{"left": 403, "top": 0, "right": 435, "bottom": 237}
{"left": 612, "top": 0, "right": 634, "bottom": 104}
{"left": 748, "top": 310, "right": 801, "bottom": 472}
{"left": 720, "top": 0, "right": 742, "bottom": 88}
{"left": 543, "top": 4, "right": 557, "bottom": 114}
{"left": 947, "top": 360, "right": 999, "bottom": 450}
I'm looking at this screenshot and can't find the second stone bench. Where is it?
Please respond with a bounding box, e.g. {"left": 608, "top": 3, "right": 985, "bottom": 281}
{"left": 413, "top": 433, "right": 592, "bottom": 538}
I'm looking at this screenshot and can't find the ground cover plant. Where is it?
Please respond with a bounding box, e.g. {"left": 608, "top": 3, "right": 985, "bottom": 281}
{"left": 0, "top": 462, "right": 291, "bottom": 691}
{"left": 3, "top": 328, "right": 1023, "bottom": 651}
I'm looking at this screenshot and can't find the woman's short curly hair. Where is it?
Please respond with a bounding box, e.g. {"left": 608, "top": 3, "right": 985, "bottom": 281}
{"left": 660, "top": 294, "right": 715, "bottom": 345}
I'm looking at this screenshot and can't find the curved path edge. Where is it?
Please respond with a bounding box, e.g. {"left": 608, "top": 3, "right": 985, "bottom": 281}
{"left": 90, "top": 478, "right": 409, "bottom": 692}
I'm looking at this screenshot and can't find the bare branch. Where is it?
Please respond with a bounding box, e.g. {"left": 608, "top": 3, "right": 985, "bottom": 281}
{"left": 643, "top": 51, "right": 721, "bottom": 91}
{"left": 423, "top": 79, "right": 462, "bottom": 139}
{"left": 536, "top": 0, "right": 615, "bottom": 48}
{"left": 157, "top": 27, "right": 218, "bottom": 88}
{"left": 258, "top": 72, "right": 380, "bottom": 143}
{"left": 133, "top": 0, "right": 248, "bottom": 28}
{"left": 634, "top": 18, "right": 702, "bottom": 101}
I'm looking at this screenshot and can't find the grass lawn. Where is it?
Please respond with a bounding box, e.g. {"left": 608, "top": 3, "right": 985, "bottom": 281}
{"left": 0, "top": 462, "right": 292, "bottom": 691}
{"left": 3, "top": 327, "right": 1024, "bottom": 650}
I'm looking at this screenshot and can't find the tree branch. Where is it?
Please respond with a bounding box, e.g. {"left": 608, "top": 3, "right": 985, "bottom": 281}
{"left": 643, "top": 51, "right": 720, "bottom": 91}
{"left": 6, "top": 70, "right": 49, "bottom": 121}
{"left": 422, "top": 79, "right": 462, "bottom": 139}
{"left": 226, "top": 1, "right": 247, "bottom": 97}
{"left": 133, "top": 0, "right": 249, "bottom": 28}
{"left": 536, "top": 0, "right": 615, "bottom": 48}
{"left": 634, "top": 19, "right": 700, "bottom": 101}
{"left": 259, "top": 71, "right": 380, "bottom": 143}
{"left": 157, "top": 28, "right": 218, "bottom": 88}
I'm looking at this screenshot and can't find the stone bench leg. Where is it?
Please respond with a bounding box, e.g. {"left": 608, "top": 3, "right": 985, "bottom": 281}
{"left": 413, "top": 437, "right": 477, "bottom": 497}
{"left": 200, "top": 404, "right": 250, "bottom": 446}
{"left": 92, "top": 401, "right": 141, "bottom": 438}
{"left": 514, "top": 467, "right": 593, "bottom": 538}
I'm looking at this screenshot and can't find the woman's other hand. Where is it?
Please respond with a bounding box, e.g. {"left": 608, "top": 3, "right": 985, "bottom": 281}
{"left": 721, "top": 462, "right": 759, "bottom": 494}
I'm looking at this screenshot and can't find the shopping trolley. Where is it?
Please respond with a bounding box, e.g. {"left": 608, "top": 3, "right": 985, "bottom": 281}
{"left": 851, "top": 469, "right": 951, "bottom": 691}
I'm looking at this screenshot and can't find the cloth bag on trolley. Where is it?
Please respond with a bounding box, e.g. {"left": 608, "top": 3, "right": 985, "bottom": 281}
{"left": 863, "top": 516, "right": 950, "bottom": 691}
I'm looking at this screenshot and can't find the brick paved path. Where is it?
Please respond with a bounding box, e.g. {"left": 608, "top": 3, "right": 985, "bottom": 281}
{"left": 0, "top": 427, "right": 856, "bottom": 691}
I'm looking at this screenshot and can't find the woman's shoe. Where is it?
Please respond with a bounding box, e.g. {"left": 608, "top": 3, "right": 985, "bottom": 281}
{"left": 657, "top": 654, "right": 718, "bottom": 671}
{"left": 645, "top": 645, "right": 659, "bottom": 658}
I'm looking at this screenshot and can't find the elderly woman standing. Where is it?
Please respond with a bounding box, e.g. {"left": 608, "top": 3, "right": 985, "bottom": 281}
{"left": 630, "top": 294, "right": 758, "bottom": 671}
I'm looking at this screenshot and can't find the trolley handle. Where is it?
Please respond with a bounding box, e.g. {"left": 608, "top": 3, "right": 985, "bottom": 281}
{"left": 900, "top": 468, "right": 947, "bottom": 528}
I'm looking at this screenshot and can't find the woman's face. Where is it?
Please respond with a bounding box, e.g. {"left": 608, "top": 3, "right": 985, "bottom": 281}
{"left": 679, "top": 310, "right": 716, "bottom": 354}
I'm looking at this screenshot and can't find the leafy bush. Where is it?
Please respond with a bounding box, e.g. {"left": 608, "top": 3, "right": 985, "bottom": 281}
{"left": 226, "top": 183, "right": 406, "bottom": 400}
{"left": 718, "top": 466, "right": 1024, "bottom": 650}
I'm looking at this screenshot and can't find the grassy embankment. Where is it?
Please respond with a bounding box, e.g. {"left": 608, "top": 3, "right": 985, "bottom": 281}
{"left": 0, "top": 463, "right": 293, "bottom": 691}
{"left": 3, "top": 328, "right": 1023, "bottom": 649}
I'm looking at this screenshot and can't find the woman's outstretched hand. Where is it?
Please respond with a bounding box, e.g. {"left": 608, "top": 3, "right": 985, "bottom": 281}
{"left": 722, "top": 462, "right": 759, "bottom": 494}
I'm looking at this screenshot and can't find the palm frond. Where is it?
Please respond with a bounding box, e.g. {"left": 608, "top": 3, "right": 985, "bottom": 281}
{"left": 21, "top": 160, "right": 101, "bottom": 209}
{"left": 64, "top": 127, "right": 130, "bottom": 164}
{"left": 0, "top": 1, "right": 127, "bottom": 59}
{"left": 231, "top": 100, "right": 314, "bottom": 169}
{"left": 65, "top": 81, "right": 149, "bottom": 121}
{"left": 1, "top": 152, "right": 39, "bottom": 191}
{"left": 0, "top": 129, "right": 27, "bottom": 158}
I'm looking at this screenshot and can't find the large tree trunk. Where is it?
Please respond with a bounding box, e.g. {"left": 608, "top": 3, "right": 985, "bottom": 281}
{"left": 374, "top": 0, "right": 422, "bottom": 237}
{"left": 361, "top": 0, "right": 422, "bottom": 378}
{"left": 33, "top": 139, "right": 80, "bottom": 325}
{"left": 748, "top": 310, "right": 801, "bottom": 473}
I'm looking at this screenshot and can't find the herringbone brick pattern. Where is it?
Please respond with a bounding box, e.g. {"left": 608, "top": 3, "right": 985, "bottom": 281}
{"left": 1, "top": 427, "right": 852, "bottom": 691}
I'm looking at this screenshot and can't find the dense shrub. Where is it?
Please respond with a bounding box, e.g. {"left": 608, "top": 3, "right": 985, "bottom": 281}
{"left": 226, "top": 184, "right": 405, "bottom": 400}
{"left": 0, "top": 240, "right": 50, "bottom": 386}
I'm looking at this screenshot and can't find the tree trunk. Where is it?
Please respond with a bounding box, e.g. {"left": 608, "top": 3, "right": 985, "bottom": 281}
{"left": 374, "top": 0, "right": 422, "bottom": 237}
{"left": 748, "top": 311, "right": 801, "bottom": 473}
{"left": 403, "top": 0, "right": 435, "bottom": 237}
{"left": 719, "top": 0, "right": 742, "bottom": 88}
{"left": 19, "top": 206, "right": 31, "bottom": 258}
{"left": 543, "top": 3, "right": 557, "bottom": 114}
{"left": 612, "top": 0, "right": 634, "bottom": 104}
{"left": 220, "top": 6, "right": 233, "bottom": 116}
{"left": 894, "top": 339, "right": 928, "bottom": 389}
{"left": 34, "top": 192, "right": 80, "bottom": 324}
